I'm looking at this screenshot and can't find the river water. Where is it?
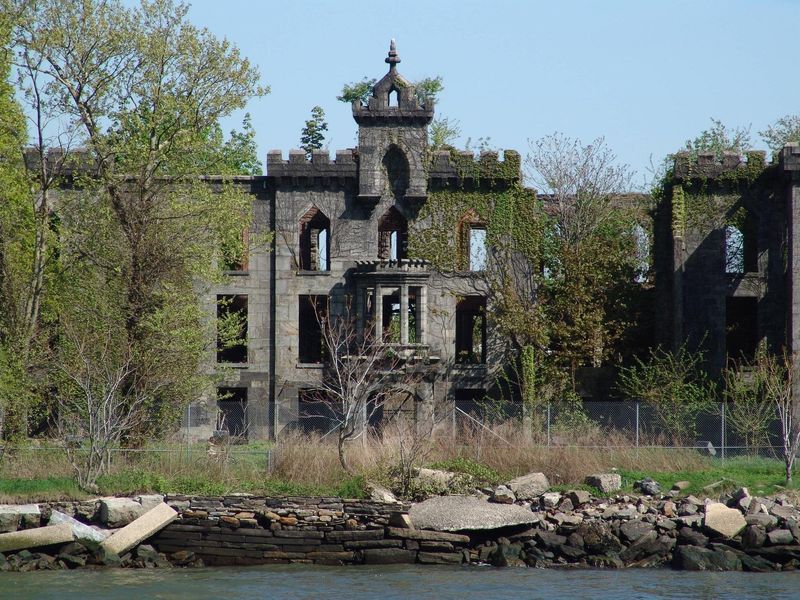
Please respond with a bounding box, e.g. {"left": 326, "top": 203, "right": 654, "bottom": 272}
{"left": 2, "top": 565, "right": 799, "bottom": 600}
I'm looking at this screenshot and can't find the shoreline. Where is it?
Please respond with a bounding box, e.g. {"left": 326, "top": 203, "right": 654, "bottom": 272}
{"left": 0, "top": 487, "right": 797, "bottom": 573}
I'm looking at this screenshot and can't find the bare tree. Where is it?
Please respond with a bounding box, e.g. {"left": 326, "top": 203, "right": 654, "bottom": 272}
{"left": 304, "top": 299, "right": 424, "bottom": 475}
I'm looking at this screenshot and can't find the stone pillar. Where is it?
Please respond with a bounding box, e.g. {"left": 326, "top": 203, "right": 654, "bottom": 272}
{"left": 374, "top": 284, "right": 383, "bottom": 341}
{"left": 400, "top": 284, "right": 409, "bottom": 345}
{"left": 418, "top": 285, "right": 428, "bottom": 345}
{"left": 356, "top": 284, "right": 364, "bottom": 337}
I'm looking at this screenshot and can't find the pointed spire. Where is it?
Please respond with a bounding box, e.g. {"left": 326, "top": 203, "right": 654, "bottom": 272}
{"left": 385, "top": 38, "right": 400, "bottom": 70}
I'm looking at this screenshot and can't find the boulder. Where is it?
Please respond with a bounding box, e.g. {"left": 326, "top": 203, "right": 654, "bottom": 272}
{"left": 388, "top": 512, "right": 413, "bottom": 529}
{"left": 48, "top": 510, "right": 108, "bottom": 548}
{"left": 634, "top": 478, "right": 662, "bottom": 496}
{"left": 677, "top": 527, "right": 708, "bottom": 547}
{"left": 101, "top": 503, "right": 178, "bottom": 556}
{"left": 704, "top": 502, "right": 746, "bottom": 539}
{"left": 507, "top": 472, "right": 549, "bottom": 500}
{"left": 0, "top": 505, "right": 40, "bottom": 533}
{"left": 99, "top": 498, "right": 146, "bottom": 528}
{"left": 541, "top": 492, "right": 561, "bottom": 508}
{"left": 0, "top": 523, "right": 73, "bottom": 553}
{"left": 409, "top": 495, "right": 539, "bottom": 532}
{"left": 745, "top": 513, "right": 778, "bottom": 528}
{"left": 568, "top": 490, "right": 592, "bottom": 506}
{"left": 619, "top": 519, "right": 655, "bottom": 543}
{"left": 366, "top": 483, "right": 400, "bottom": 504}
{"left": 576, "top": 521, "right": 623, "bottom": 554}
{"left": 491, "top": 485, "right": 516, "bottom": 504}
{"left": 674, "top": 545, "right": 742, "bottom": 571}
{"left": 770, "top": 504, "right": 799, "bottom": 522}
{"left": 415, "top": 468, "right": 457, "bottom": 488}
{"left": 585, "top": 474, "right": 621, "bottom": 493}
{"left": 767, "top": 529, "right": 794, "bottom": 546}
{"left": 135, "top": 495, "right": 165, "bottom": 512}
{"left": 671, "top": 481, "right": 691, "bottom": 491}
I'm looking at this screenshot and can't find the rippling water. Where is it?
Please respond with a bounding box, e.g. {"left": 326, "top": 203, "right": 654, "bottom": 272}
{"left": 4, "top": 565, "right": 800, "bottom": 600}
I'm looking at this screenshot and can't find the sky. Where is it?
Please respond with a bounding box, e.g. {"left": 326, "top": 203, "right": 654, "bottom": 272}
{"left": 159, "top": 0, "right": 798, "bottom": 185}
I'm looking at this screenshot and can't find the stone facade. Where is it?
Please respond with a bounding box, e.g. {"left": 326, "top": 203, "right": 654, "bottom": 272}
{"left": 656, "top": 144, "right": 800, "bottom": 379}
{"left": 191, "top": 42, "right": 521, "bottom": 441}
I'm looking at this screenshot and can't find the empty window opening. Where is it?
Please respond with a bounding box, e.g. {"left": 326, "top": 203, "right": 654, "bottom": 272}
{"left": 389, "top": 89, "right": 399, "bottom": 107}
{"left": 383, "top": 290, "right": 401, "bottom": 343}
{"left": 298, "top": 389, "right": 340, "bottom": 435}
{"left": 216, "top": 387, "right": 247, "bottom": 440}
{"left": 725, "top": 297, "right": 758, "bottom": 362}
{"left": 632, "top": 224, "right": 649, "bottom": 282}
{"left": 459, "top": 211, "right": 487, "bottom": 271}
{"left": 382, "top": 146, "right": 409, "bottom": 197}
{"left": 216, "top": 294, "right": 248, "bottom": 364}
{"left": 456, "top": 296, "right": 487, "bottom": 364}
{"left": 725, "top": 225, "right": 744, "bottom": 274}
{"left": 378, "top": 206, "right": 408, "bottom": 260}
{"left": 299, "top": 207, "right": 330, "bottom": 271}
{"left": 221, "top": 227, "right": 249, "bottom": 272}
{"left": 298, "top": 294, "right": 328, "bottom": 363}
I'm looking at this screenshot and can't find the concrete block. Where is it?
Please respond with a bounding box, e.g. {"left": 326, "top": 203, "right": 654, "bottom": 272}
{"left": 101, "top": 503, "right": 178, "bottom": 556}
{"left": 0, "top": 504, "right": 40, "bottom": 532}
{"left": 48, "top": 510, "right": 108, "bottom": 548}
{"left": 99, "top": 498, "right": 146, "bottom": 527}
{"left": 0, "top": 523, "right": 73, "bottom": 553}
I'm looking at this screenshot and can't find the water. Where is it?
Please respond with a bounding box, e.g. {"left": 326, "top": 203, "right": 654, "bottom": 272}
{"left": 2, "top": 565, "right": 799, "bottom": 600}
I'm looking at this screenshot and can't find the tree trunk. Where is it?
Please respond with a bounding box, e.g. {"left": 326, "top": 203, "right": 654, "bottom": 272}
{"left": 338, "top": 433, "right": 353, "bottom": 475}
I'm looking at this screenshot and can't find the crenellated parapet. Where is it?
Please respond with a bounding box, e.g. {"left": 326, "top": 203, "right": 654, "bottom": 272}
{"left": 428, "top": 149, "right": 521, "bottom": 184}
{"left": 672, "top": 150, "right": 767, "bottom": 182}
{"left": 22, "top": 147, "right": 99, "bottom": 178}
{"left": 266, "top": 149, "right": 358, "bottom": 181}
{"left": 780, "top": 143, "right": 800, "bottom": 173}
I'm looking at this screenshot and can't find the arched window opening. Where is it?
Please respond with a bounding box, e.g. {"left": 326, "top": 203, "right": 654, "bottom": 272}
{"left": 299, "top": 207, "right": 330, "bottom": 271}
{"left": 388, "top": 88, "right": 399, "bottom": 107}
{"left": 378, "top": 206, "right": 408, "bottom": 260}
{"left": 725, "top": 225, "right": 744, "bottom": 274}
{"left": 382, "top": 146, "right": 409, "bottom": 197}
{"left": 459, "top": 210, "right": 487, "bottom": 271}
{"left": 456, "top": 296, "right": 487, "bottom": 364}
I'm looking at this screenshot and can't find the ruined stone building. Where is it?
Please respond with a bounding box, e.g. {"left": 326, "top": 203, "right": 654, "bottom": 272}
{"left": 190, "top": 43, "right": 521, "bottom": 440}
{"left": 655, "top": 144, "right": 800, "bottom": 379}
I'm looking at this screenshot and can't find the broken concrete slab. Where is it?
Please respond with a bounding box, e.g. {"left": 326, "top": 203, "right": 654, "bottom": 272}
{"left": 135, "top": 495, "right": 166, "bottom": 512}
{"left": 0, "top": 523, "right": 73, "bottom": 553}
{"left": 48, "top": 510, "right": 108, "bottom": 548}
{"left": 409, "top": 495, "right": 539, "bottom": 532}
{"left": 0, "top": 504, "right": 40, "bottom": 533}
{"left": 507, "top": 472, "right": 549, "bottom": 500}
{"left": 101, "top": 503, "right": 177, "bottom": 556}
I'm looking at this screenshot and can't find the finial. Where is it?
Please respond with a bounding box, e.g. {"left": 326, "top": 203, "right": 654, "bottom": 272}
{"left": 385, "top": 38, "right": 400, "bottom": 68}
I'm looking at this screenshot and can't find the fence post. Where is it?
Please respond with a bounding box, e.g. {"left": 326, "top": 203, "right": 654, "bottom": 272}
{"left": 546, "top": 403, "right": 551, "bottom": 447}
{"left": 635, "top": 401, "right": 640, "bottom": 460}
{"left": 186, "top": 404, "right": 191, "bottom": 463}
{"left": 721, "top": 401, "right": 726, "bottom": 462}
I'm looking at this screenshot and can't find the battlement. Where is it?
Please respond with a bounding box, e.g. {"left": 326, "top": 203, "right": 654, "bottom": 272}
{"left": 673, "top": 150, "right": 767, "bottom": 181}
{"left": 266, "top": 149, "right": 358, "bottom": 179}
{"left": 22, "top": 147, "right": 98, "bottom": 177}
{"left": 428, "top": 149, "right": 521, "bottom": 182}
{"left": 780, "top": 142, "right": 800, "bottom": 172}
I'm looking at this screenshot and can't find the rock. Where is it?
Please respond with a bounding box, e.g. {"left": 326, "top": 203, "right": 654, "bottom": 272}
{"left": 620, "top": 531, "right": 674, "bottom": 564}
{"left": 93, "top": 546, "right": 121, "bottom": 567}
{"left": 367, "top": 482, "right": 400, "bottom": 504}
{"left": 672, "top": 481, "right": 691, "bottom": 491}
{"left": 739, "top": 553, "right": 777, "bottom": 572}
{"left": 568, "top": 490, "right": 592, "bottom": 506}
{"left": 558, "top": 544, "right": 586, "bottom": 560}
{"left": 662, "top": 501, "right": 676, "bottom": 518}
{"left": 48, "top": 510, "right": 108, "bottom": 549}
{"left": 674, "top": 545, "right": 742, "bottom": 571}
{"left": 506, "top": 472, "right": 549, "bottom": 500}
{"left": 418, "top": 551, "right": 463, "bottom": 565}
{"left": 541, "top": 492, "right": 561, "bottom": 508}
{"left": 731, "top": 487, "right": 750, "bottom": 502}
{"left": 416, "top": 468, "right": 457, "bottom": 488}
{"left": 677, "top": 527, "right": 708, "bottom": 547}
{"left": 101, "top": 503, "right": 178, "bottom": 556}
{"left": 704, "top": 502, "right": 746, "bottom": 539}
{"left": 536, "top": 530, "right": 567, "bottom": 549}
{"left": 57, "top": 553, "right": 86, "bottom": 569}
{"left": 557, "top": 498, "right": 574, "bottom": 513}
{"left": 585, "top": 474, "right": 622, "bottom": 493}
{"left": 410, "top": 496, "right": 539, "bottom": 532}
{"left": 220, "top": 516, "right": 240, "bottom": 528}
{"left": 491, "top": 485, "right": 516, "bottom": 504}
{"left": 770, "top": 504, "right": 799, "bottom": 521}
{"left": 361, "top": 549, "right": 417, "bottom": 564}
{"left": 741, "top": 525, "right": 767, "bottom": 549}
{"left": 634, "top": 478, "right": 662, "bottom": 496}
{"left": 745, "top": 513, "right": 778, "bottom": 528}
{"left": 386, "top": 527, "right": 469, "bottom": 544}
{"left": 135, "top": 495, "right": 165, "bottom": 512}
{"left": 388, "top": 513, "right": 413, "bottom": 529}
{"left": 488, "top": 542, "right": 523, "bottom": 567}
{"left": 134, "top": 544, "right": 159, "bottom": 561}
{"left": 99, "top": 498, "right": 146, "bottom": 528}
{"left": 767, "top": 529, "right": 794, "bottom": 546}
{"left": 576, "top": 521, "right": 622, "bottom": 554}
{"left": 0, "top": 523, "right": 73, "bottom": 553}
{"left": 619, "top": 519, "right": 654, "bottom": 543}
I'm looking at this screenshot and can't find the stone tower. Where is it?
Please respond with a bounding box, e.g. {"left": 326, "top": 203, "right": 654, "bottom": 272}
{"left": 353, "top": 40, "right": 434, "bottom": 204}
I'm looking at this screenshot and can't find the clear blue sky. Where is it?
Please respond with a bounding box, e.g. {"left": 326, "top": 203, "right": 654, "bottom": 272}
{"left": 184, "top": 0, "right": 798, "bottom": 183}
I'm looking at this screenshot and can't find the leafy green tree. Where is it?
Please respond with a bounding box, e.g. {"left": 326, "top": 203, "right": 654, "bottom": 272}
{"left": 300, "top": 105, "right": 327, "bottom": 157}
{"left": 337, "top": 77, "right": 376, "bottom": 104}
{"left": 760, "top": 114, "right": 800, "bottom": 155}
{"left": 429, "top": 117, "right": 461, "bottom": 150}
{"left": 684, "top": 118, "right": 751, "bottom": 160}
{"left": 7, "top": 0, "right": 267, "bottom": 451}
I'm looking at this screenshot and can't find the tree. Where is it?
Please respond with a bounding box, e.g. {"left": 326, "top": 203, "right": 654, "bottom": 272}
{"left": 300, "top": 105, "right": 327, "bottom": 157}
{"left": 7, "top": 0, "right": 267, "bottom": 442}
{"left": 760, "top": 114, "right": 800, "bottom": 155}
{"left": 429, "top": 117, "right": 461, "bottom": 150}
{"left": 337, "top": 77, "right": 376, "bottom": 104}
{"left": 684, "top": 118, "right": 751, "bottom": 160}
{"left": 303, "top": 299, "right": 422, "bottom": 475}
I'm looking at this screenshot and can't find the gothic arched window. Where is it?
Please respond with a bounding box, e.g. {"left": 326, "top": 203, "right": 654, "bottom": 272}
{"left": 299, "top": 207, "right": 330, "bottom": 271}
{"left": 378, "top": 206, "right": 408, "bottom": 260}
{"left": 382, "top": 146, "right": 409, "bottom": 197}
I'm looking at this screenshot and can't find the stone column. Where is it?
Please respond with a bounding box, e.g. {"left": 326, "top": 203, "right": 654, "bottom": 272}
{"left": 400, "top": 284, "right": 409, "bottom": 345}
{"left": 374, "top": 284, "right": 383, "bottom": 341}
{"left": 356, "top": 284, "right": 365, "bottom": 337}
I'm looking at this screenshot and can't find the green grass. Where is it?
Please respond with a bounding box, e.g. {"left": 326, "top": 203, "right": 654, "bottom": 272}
{"left": 0, "top": 476, "right": 85, "bottom": 502}
{"left": 618, "top": 456, "right": 799, "bottom": 497}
